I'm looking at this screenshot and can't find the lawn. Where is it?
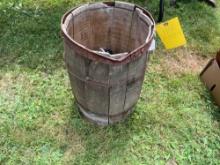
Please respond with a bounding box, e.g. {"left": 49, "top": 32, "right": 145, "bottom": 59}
{"left": 1, "top": 0, "right": 220, "bottom": 164}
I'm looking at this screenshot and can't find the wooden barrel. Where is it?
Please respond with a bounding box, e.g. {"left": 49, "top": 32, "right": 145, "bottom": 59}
{"left": 61, "top": 1, "right": 155, "bottom": 125}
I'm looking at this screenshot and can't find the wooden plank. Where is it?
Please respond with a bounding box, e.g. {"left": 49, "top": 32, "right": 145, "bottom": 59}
{"left": 68, "top": 73, "right": 86, "bottom": 106}
{"left": 124, "top": 79, "right": 143, "bottom": 110}
{"left": 127, "top": 53, "right": 147, "bottom": 81}
{"left": 110, "top": 8, "right": 133, "bottom": 53}
{"left": 109, "top": 63, "right": 127, "bottom": 115}
{"left": 85, "top": 82, "right": 109, "bottom": 115}
{"left": 90, "top": 8, "right": 113, "bottom": 50}
{"left": 109, "top": 84, "right": 127, "bottom": 115}
{"left": 64, "top": 44, "right": 87, "bottom": 79}
{"left": 124, "top": 53, "right": 147, "bottom": 110}
{"left": 88, "top": 61, "right": 109, "bottom": 84}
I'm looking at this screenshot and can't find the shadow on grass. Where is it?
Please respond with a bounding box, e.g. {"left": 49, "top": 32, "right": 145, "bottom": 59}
{"left": 64, "top": 102, "right": 142, "bottom": 164}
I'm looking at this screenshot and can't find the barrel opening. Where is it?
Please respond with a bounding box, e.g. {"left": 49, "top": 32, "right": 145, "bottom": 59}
{"left": 63, "top": 2, "right": 153, "bottom": 55}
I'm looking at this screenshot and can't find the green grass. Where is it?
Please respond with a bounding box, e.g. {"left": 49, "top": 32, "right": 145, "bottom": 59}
{"left": 1, "top": 0, "right": 220, "bottom": 164}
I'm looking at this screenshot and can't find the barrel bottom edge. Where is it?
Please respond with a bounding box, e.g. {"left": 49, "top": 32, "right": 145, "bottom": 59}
{"left": 76, "top": 102, "right": 135, "bottom": 126}
{"left": 108, "top": 107, "right": 135, "bottom": 124}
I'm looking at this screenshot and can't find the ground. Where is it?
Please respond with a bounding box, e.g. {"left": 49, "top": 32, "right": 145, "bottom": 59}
{"left": 0, "top": 0, "right": 220, "bottom": 164}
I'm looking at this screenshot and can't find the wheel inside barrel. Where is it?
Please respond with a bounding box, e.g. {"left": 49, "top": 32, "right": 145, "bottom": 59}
{"left": 61, "top": 1, "right": 155, "bottom": 125}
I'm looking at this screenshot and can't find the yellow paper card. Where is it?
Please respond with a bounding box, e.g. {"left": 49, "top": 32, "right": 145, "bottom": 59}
{"left": 156, "top": 17, "right": 186, "bottom": 49}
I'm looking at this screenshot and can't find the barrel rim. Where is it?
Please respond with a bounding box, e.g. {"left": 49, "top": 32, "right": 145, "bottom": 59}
{"left": 61, "top": 1, "right": 155, "bottom": 64}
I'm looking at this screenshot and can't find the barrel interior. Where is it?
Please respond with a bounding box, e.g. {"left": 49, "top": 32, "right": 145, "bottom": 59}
{"left": 63, "top": 2, "right": 153, "bottom": 54}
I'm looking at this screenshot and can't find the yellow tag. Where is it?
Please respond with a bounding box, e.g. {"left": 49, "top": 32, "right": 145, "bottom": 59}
{"left": 156, "top": 17, "right": 186, "bottom": 49}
